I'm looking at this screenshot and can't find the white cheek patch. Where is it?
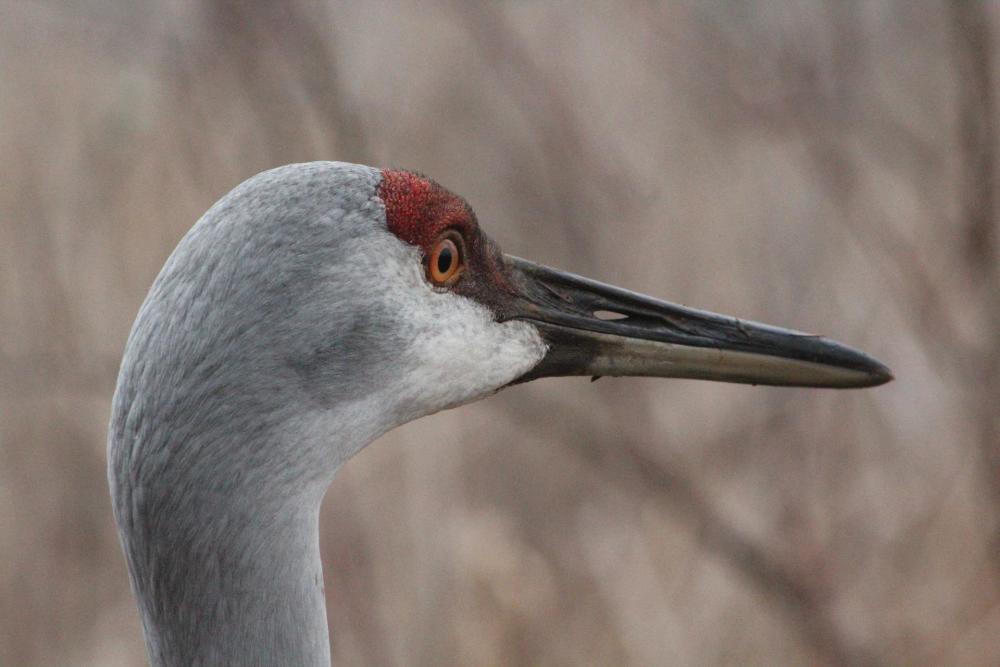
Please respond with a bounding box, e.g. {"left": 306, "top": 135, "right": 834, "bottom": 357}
{"left": 405, "top": 298, "right": 546, "bottom": 408}
{"left": 368, "top": 235, "right": 548, "bottom": 421}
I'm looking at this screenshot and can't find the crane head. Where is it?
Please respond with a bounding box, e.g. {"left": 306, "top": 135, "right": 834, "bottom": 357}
{"left": 118, "top": 162, "right": 891, "bottom": 469}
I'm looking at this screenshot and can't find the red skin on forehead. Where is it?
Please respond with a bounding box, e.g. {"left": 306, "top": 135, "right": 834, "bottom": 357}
{"left": 376, "top": 168, "right": 517, "bottom": 306}
{"left": 378, "top": 169, "right": 475, "bottom": 251}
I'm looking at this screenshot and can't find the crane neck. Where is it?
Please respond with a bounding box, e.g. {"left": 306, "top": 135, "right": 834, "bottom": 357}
{"left": 115, "top": 472, "right": 334, "bottom": 666}
{"left": 109, "top": 390, "right": 389, "bottom": 667}
{"left": 109, "top": 337, "right": 399, "bottom": 666}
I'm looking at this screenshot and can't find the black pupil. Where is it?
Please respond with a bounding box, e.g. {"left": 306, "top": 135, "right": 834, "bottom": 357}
{"left": 437, "top": 245, "right": 453, "bottom": 274}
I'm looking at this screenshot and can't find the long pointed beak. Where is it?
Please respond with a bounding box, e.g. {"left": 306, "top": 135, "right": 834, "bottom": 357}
{"left": 503, "top": 256, "right": 892, "bottom": 389}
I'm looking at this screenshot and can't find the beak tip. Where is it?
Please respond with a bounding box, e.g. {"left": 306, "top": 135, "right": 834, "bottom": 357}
{"left": 867, "top": 361, "right": 894, "bottom": 387}
{"left": 831, "top": 344, "right": 893, "bottom": 388}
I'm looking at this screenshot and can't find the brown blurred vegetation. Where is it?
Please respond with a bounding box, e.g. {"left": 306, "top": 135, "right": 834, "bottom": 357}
{"left": 2, "top": 1, "right": 998, "bottom": 665}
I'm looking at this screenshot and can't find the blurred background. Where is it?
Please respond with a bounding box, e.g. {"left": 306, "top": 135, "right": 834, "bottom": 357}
{"left": 2, "top": 1, "right": 998, "bottom": 665}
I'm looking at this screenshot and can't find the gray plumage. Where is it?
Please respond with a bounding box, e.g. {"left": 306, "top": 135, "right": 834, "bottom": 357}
{"left": 110, "top": 163, "right": 385, "bottom": 665}
{"left": 109, "top": 162, "right": 539, "bottom": 665}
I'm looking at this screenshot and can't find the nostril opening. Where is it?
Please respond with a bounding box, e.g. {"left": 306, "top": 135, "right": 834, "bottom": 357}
{"left": 594, "top": 310, "right": 629, "bottom": 321}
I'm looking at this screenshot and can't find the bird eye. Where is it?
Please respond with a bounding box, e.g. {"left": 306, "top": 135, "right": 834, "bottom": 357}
{"left": 428, "top": 234, "right": 464, "bottom": 286}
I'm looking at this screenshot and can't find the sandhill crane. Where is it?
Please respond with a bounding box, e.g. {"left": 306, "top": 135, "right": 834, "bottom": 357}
{"left": 108, "top": 162, "right": 891, "bottom": 665}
